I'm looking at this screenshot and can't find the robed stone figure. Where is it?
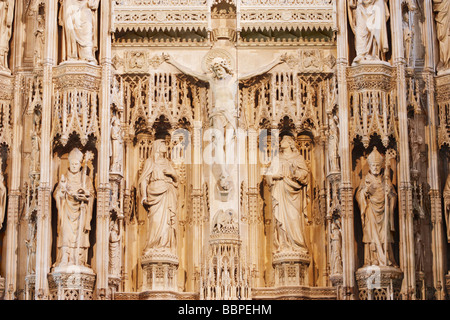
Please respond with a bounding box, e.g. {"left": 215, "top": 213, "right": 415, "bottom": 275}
{"left": 0, "top": 0, "right": 14, "bottom": 71}
{"left": 349, "top": 0, "right": 390, "bottom": 65}
{"left": 433, "top": 0, "right": 450, "bottom": 70}
{"left": 139, "top": 139, "right": 178, "bottom": 254}
{"left": 356, "top": 147, "right": 397, "bottom": 266}
{"left": 53, "top": 148, "right": 95, "bottom": 268}
{"left": 266, "top": 135, "right": 310, "bottom": 254}
{"left": 59, "top": 0, "right": 99, "bottom": 63}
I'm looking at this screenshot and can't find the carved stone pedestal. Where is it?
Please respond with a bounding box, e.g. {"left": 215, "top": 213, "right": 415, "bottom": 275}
{"left": 445, "top": 272, "right": 450, "bottom": 299}
{"left": 24, "top": 275, "right": 36, "bottom": 300}
{"left": 356, "top": 265, "right": 403, "bottom": 300}
{"left": 273, "top": 251, "right": 310, "bottom": 287}
{"left": 415, "top": 271, "right": 425, "bottom": 300}
{"left": 108, "top": 275, "right": 121, "bottom": 299}
{"left": 141, "top": 250, "right": 179, "bottom": 292}
{"left": 0, "top": 276, "right": 4, "bottom": 299}
{"left": 47, "top": 266, "right": 96, "bottom": 300}
{"left": 329, "top": 274, "right": 343, "bottom": 287}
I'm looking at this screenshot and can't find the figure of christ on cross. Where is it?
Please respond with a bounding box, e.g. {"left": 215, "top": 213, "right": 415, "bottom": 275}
{"left": 163, "top": 52, "right": 287, "bottom": 183}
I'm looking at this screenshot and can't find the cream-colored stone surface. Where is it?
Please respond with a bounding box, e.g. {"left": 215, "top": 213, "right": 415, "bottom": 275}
{"left": 0, "top": 0, "right": 449, "bottom": 301}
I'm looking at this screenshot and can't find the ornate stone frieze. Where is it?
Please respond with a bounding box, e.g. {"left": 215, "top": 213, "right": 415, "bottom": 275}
{"left": 47, "top": 268, "right": 96, "bottom": 300}
{"left": 251, "top": 286, "right": 337, "bottom": 300}
{"left": 112, "top": 1, "right": 208, "bottom": 33}
{"left": 51, "top": 63, "right": 101, "bottom": 146}
{"left": 239, "top": 0, "right": 335, "bottom": 33}
{"left": 0, "top": 73, "right": 13, "bottom": 147}
{"left": 355, "top": 266, "right": 403, "bottom": 300}
{"left": 347, "top": 64, "right": 398, "bottom": 147}
{"left": 112, "top": 0, "right": 335, "bottom": 41}
{"left": 121, "top": 74, "right": 197, "bottom": 134}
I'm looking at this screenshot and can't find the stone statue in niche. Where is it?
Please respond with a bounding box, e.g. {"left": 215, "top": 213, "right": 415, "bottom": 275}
{"left": 212, "top": 209, "right": 238, "bottom": 234}
{"left": 138, "top": 139, "right": 178, "bottom": 254}
{"left": 265, "top": 135, "right": 309, "bottom": 254}
{"left": 413, "top": 218, "right": 424, "bottom": 272}
{"left": 348, "top": 0, "right": 390, "bottom": 65}
{"left": 328, "top": 114, "right": 340, "bottom": 172}
{"left": 59, "top": 0, "right": 99, "bottom": 63}
{"left": 0, "top": 0, "right": 14, "bottom": 71}
{"left": 443, "top": 172, "right": 450, "bottom": 242}
{"left": 0, "top": 163, "right": 6, "bottom": 230}
{"left": 330, "top": 218, "right": 343, "bottom": 275}
{"left": 53, "top": 148, "right": 95, "bottom": 269}
{"left": 433, "top": 0, "right": 450, "bottom": 71}
{"left": 402, "top": 9, "right": 413, "bottom": 66}
{"left": 109, "top": 218, "right": 121, "bottom": 276}
{"left": 30, "top": 112, "right": 41, "bottom": 173}
{"left": 356, "top": 147, "right": 397, "bottom": 266}
{"left": 34, "top": 11, "right": 45, "bottom": 66}
{"left": 110, "top": 115, "right": 124, "bottom": 173}
{"left": 25, "top": 213, "right": 37, "bottom": 275}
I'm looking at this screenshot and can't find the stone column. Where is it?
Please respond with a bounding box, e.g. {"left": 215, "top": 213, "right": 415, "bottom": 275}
{"left": 186, "top": 119, "right": 204, "bottom": 292}
{"left": 3, "top": 0, "right": 24, "bottom": 301}
{"left": 336, "top": 0, "right": 356, "bottom": 300}
{"left": 247, "top": 128, "right": 264, "bottom": 287}
{"left": 390, "top": 0, "right": 416, "bottom": 299}
{"left": 34, "top": 0, "right": 58, "bottom": 300}
{"left": 423, "top": 0, "right": 446, "bottom": 300}
{"left": 96, "top": 0, "right": 113, "bottom": 300}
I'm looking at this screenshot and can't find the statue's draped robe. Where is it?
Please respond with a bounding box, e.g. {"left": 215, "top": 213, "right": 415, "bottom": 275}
{"left": 356, "top": 171, "right": 397, "bottom": 265}
{"left": 54, "top": 171, "right": 95, "bottom": 265}
{"left": 0, "top": 0, "right": 14, "bottom": 68}
{"left": 59, "top": 0, "right": 98, "bottom": 62}
{"left": 271, "top": 151, "right": 309, "bottom": 252}
{"left": 349, "top": 0, "right": 390, "bottom": 62}
{"left": 139, "top": 155, "right": 178, "bottom": 252}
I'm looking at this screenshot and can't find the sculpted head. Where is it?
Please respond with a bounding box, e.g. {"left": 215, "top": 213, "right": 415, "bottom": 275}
{"left": 210, "top": 57, "right": 232, "bottom": 79}
{"left": 367, "top": 147, "right": 384, "bottom": 175}
{"left": 151, "top": 139, "right": 168, "bottom": 160}
{"left": 68, "top": 148, "right": 84, "bottom": 173}
{"left": 280, "top": 135, "right": 297, "bottom": 153}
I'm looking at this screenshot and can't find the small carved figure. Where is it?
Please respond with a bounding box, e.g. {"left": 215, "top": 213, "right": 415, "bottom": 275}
{"left": 330, "top": 218, "right": 343, "bottom": 275}
{"left": 0, "top": 0, "right": 14, "bottom": 71}
{"left": 110, "top": 115, "right": 124, "bottom": 173}
{"left": 139, "top": 139, "right": 178, "bottom": 253}
{"left": 109, "top": 218, "right": 121, "bottom": 276}
{"left": 30, "top": 112, "right": 41, "bottom": 173}
{"left": 348, "top": 0, "right": 390, "bottom": 65}
{"left": 34, "top": 12, "right": 45, "bottom": 66}
{"left": 265, "top": 135, "right": 309, "bottom": 253}
{"left": 53, "top": 148, "right": 95, "bottom": 268}
{"left": 59, "top": 0, "right": 99, "bottom": 63}
{"left": 403, "top": 9, "right": 413, "bottom": 66}
{"left": 356, "top": 147, "right": 397, "bottom": 266}
{"left": 414, "top": 219, "right": 424, "bottom": 272}
{"left": 0, "top": 163, "right": 6, "bottom": 230}
{"left": 25, "top": 214, "right": 37, "bottom": 275}
{"left": 328, "top": 114, "right": 340, "bottom": 172}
